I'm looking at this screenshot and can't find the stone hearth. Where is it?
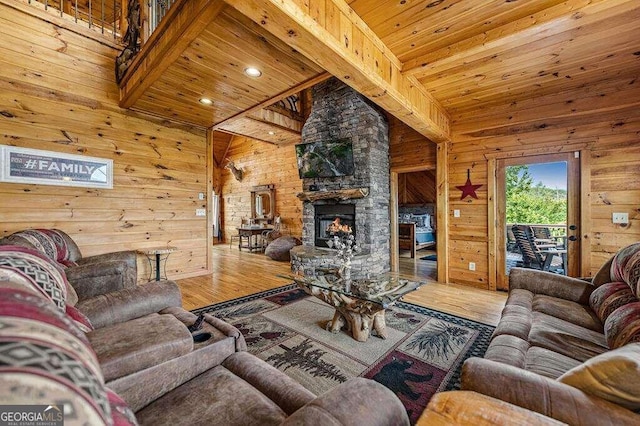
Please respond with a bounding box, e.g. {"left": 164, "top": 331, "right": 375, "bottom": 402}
{"left": 291, "top": 78, "right": 390, "bottom": 278}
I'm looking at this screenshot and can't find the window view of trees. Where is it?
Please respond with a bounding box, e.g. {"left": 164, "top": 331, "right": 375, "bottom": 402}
{"left": 506, "top": 165, "right": 567, "bottom": 225}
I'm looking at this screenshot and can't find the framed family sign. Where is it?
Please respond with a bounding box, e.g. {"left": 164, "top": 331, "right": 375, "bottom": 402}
{"left": 0, "top": 145, "right": 113, "bottom": 189}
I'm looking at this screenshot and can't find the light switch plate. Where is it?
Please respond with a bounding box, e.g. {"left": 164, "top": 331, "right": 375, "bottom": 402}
{"left": 453, "top": 209, "right": 460, "bottom": 218}
{"left": 612, "top": 212, "right": 629, "bottom": 224}
{"left": 469, "top": 262, "right": 476, "bottom": 271}
{"left": 196, "top": 209, "right": 206, "bottom": 217}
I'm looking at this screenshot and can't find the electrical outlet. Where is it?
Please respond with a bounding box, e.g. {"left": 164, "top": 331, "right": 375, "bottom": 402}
{"left": 453, "top": 209, "right": 461, "bottom": 218}
{"left": 196, "top": 209, "right": 206, "bottom": 217}
{"left": 198, "top": 192, "right": 205, "bottom": 200}
{"left": 612, "top": 212, "right": 629, "bottom": 224}
{"left": 469, "top": 262, "right": 476, "bottom": 271}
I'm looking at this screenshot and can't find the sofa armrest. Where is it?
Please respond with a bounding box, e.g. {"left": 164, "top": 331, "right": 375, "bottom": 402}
{"left": 509, "top": 268, "right": 594, "bottom": 304}
{"left": 66, "top": 260, "right": 136, "bottom": 301}
{"left": 281, "top": 378, "right": 409, "bottom": 426}
{"left": 75, "top": 280, "right": 182, "bottom": 329}
{"left": 461, "top": 357, "right": 639, "bottom": 425}
{"left": 77, "top": 250, "right": 137, "bottom": 268}
{"left": 418, "top": 391, "right": 564, "bottom": 425}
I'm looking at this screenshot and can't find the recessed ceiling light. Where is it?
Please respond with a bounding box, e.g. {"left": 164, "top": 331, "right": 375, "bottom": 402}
{"left": 268, "top": 131, "right": 275, "bottom": 135}
{"left": 199, "top": 98, "right": 213, "bottom": 105}
{"left": 244, "top": 67, "right": 262, "bottom": 77}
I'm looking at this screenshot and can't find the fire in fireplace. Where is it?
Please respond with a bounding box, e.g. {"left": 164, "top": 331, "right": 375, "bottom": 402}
{"left": 314, "top": 204, "right": 355, "bottom": 248}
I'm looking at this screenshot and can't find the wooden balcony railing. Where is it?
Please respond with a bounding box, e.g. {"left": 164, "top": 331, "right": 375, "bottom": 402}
{"left": 25, "top": 0, "right": 124, "bottom": 39}
{"left": 22, "top": 0, "right": 175, "bottom": 42}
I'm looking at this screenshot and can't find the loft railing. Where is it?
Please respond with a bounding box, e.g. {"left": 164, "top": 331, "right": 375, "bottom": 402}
{"left": 23, "top": 0, "right": 175, "bottom": 41}
{"left": 148, "top": 0, "right": 175, "bottom": 35}
{"left": 25, "top": 0, "right": 123, "bottom": 40}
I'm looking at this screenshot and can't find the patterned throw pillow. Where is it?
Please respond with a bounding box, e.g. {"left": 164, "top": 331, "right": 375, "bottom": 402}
{"left": 0, "top": 229, "right": 78, "bottom": 267}
{"left": 610, "top": 242, "right": 640, "bottom": 296}
{"left": 0, "top": 245, "right": 78, "bottom": 309}
{"left": 558, "top": 343, "right": 640, "bottom": 410}
{"left": 604, "top": 302, "right": 640, "bottom": 349}
{"left": 0, "top": 287, "right": 112, "bottom": 424}
{"left": 107, "top": 389, "right": 139, "bottom": 426}
{"left": 589, "top": 281, "right": 637, "bottom": 323}
{"left": 66, "top": 305, "right": 95, "bottom": 332}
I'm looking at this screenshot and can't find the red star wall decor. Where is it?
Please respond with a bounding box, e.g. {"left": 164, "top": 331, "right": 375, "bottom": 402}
{"left": 456, "top": 169, "right": 482, "bottom": 200}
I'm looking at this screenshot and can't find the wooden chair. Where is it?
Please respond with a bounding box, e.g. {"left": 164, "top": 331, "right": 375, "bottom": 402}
{"left": 512, "top": 224, "right": 564, "bottom": 273}
{"left": 229, "top": 218, "right": 248, "bottom": 249}
{"left": 532, "top": 226, "right": 563, "bottom": 248}
{"left": 260, "top": 215, "right": 283, "bottom": 251}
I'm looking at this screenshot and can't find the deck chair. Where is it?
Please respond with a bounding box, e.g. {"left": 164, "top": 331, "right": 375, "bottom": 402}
{"left": 512, "top": 224, "right": 564, "bottom": 273}
{"left": 532, "top": 226, "right": 563, "bottom": 248}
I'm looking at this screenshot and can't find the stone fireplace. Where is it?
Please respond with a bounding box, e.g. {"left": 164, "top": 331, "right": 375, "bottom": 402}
{"left": 291, "top": 78, "right": 390, "bottom": 277}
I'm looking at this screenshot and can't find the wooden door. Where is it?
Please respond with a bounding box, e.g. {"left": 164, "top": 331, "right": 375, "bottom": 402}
{"left": 495, "top": 152, "right": 581, "bottom": 290}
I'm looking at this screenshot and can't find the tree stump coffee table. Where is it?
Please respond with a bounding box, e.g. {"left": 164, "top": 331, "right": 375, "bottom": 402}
{"left": 283, "top": 273, "right": 424, "bottom": 342}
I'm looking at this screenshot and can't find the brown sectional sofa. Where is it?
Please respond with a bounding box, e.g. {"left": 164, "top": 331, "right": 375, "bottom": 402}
{"left": 0, "top": 241, "right": 410, "bottom": 425}
{"left": 453, "top": 243, "right": 640, "bottom": 425}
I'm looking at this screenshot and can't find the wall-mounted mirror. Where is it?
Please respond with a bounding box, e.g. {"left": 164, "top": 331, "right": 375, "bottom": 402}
{"left": 251, "top": 184, "right": 275, "bottom": 222}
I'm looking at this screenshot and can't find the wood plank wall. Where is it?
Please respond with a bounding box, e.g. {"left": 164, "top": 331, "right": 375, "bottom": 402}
{"left": 220, "top": 136, "right": 302, "bottom": 241}
{"left": 398, "top": 171, "right": 436, "bottom": 204}
{"left": 0, "top": 2, "right": 210, "bottom": 281}
{"left": 448, "top": 74, "right": 640, "bottom": 288}
{"left": 389, "top": 115, "right": 437, "bottom": 172}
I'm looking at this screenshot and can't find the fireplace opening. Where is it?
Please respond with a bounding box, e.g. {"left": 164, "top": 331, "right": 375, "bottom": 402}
{"left": 314, "top": 204, "right": 355, "bottom": 248}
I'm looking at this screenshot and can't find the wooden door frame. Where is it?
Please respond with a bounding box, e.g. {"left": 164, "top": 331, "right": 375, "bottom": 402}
{"left": 491, "top": 152, "right": 582, "bottom": 290}
{"left": 390, "top": 144, "right": 447, "bottom": 283}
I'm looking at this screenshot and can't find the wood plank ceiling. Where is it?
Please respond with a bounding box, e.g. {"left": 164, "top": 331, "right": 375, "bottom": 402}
{"left": 120, "top": 0, "right": 640, "bottom": 144}
{"left": 347, "top": 0, "right": 640, "bottom": 117}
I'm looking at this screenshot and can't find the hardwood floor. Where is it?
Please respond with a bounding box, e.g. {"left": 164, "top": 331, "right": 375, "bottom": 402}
{"left": 176, "top": 244, "right": 507, "bottom": 326}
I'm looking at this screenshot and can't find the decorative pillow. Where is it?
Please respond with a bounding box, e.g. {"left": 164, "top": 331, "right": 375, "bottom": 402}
{"left": 589, "top": 281, "right": 637, "bottom": 323}
{"left": 107, "top": 389, "right": 139, "bottom": 426}
{"left": 558, "top": 343, "right": 640, "bottom": 410}
{"left": 0, "top": 245, "right": 78, "bottom": 309}
{"left": 610, "top": 242, "right": 640, "bottom": 296}
{"left": 66, "top": 305, "right": 94, "bottom": 332}
{"left": 604, "top": 302, "right": 640, "bottom": 349}
{"left": 0, "top": 229, "right": 78, "bottom": 267}
{"left": 0, "top": 287, "right": 111, "bottom": 424}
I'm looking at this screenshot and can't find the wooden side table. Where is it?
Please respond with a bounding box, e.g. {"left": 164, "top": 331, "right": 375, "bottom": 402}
{"left": 139, "top": 246, "right": 177, "bottom": 281}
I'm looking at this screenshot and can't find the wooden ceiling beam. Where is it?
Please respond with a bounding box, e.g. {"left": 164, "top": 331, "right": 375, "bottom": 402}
{"left": 223, "top": 0, "right": 451, "bottom": 143}
{"left": 212, "top": 72, "right": 330, "bottom": 130}
{"left": 118, "top": 0, "right": 226, "bottom": 108}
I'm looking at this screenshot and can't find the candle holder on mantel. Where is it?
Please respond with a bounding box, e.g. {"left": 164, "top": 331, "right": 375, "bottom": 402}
{"left": 326, "top": 232, "right": 359, "bottom": 293}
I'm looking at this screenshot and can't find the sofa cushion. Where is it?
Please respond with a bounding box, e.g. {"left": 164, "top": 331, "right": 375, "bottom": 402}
{"left": 0, "top": 287, "right": 111, "bottom": 424}
{"left": 604, "top": 302, "right": 640, "bottom": 349}
{"left": 135, "top": 365, "right": 287, "bottom": 426}
{"left": 558, "top": 343, "right": 640, "bottom": 410}
{"left": 0, "top": 245, "right": 77, "bottom": 308}
{"left": 529, "top": 312, "right": 608, "bottom": 362}
{"left": 524, "top": 346, "right": 582, "bottom": 379}
{"left": 610, "top": 242, "right": 640, "bottom": 295}
{"left": 532, "top": 294, "right": 602, "bottom": 332}
{"left": 590, "top": 281, "right": 637, "bottom": 323}
{"left": 88, "top": 313, "right": 194, "bottom": 382}
{"left": 484, "top": 334, "right": 530, "bottom": 368}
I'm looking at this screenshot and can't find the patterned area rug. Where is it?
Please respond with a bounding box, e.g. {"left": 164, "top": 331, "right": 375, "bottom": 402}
{"left": 193, "top": 284, "right": 494, "bottom": 424}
